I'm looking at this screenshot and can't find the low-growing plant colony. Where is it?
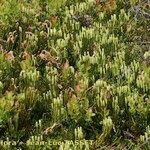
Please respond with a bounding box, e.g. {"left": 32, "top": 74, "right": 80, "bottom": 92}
{"left": 0, "top": 0, "right": 150, "bottom": 149}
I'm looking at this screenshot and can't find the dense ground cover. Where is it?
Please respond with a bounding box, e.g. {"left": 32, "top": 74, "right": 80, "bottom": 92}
{"left": 0, "top": 0, "right": 150, "bottom": 149}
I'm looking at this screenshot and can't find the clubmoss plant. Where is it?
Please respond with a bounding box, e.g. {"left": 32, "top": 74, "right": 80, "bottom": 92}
{"left": 0, "top": 0, "right": 150, "bottom": 149}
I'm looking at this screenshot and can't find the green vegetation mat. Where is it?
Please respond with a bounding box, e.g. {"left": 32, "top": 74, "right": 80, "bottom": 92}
{"left": 0, "top": 0, "right": 150, "bottom": 149}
